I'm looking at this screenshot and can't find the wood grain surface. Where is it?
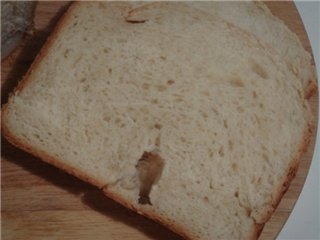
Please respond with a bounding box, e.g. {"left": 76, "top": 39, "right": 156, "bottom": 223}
{"left": 1, "top": 2, "right": 318, "bottom": 240}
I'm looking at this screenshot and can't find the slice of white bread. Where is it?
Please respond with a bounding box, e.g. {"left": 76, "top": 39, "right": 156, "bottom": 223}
{"left": 186, "top": 1, "right": 317, "bottom": 98}
{"left": 1, "top": 2, "right": 315, "bottom": 239}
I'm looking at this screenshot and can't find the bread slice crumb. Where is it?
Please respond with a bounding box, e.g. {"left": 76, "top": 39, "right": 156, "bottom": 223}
{"left": 1, "top": 2, "right": 315, "bottom": 239}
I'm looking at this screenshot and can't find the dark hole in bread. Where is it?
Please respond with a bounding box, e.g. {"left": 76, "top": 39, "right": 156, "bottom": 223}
{"left": 125, "top": 19, "right": 147, "bottom": 24}
{"left": 136, "top": 151, "right": 165, "bottom": 205}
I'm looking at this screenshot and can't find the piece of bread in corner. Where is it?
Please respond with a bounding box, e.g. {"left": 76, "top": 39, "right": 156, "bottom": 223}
{"left": 1, "top": 2, "right": 315, "bottom": 240}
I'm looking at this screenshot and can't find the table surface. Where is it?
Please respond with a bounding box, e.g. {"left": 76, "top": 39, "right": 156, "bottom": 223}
{"left": 1, "top": 2, "right": 318, "bottom": 240}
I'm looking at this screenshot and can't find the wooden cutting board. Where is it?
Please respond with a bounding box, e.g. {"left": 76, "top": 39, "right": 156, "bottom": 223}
{"left": 1, "top": 2, "right": 318, "bottom": 240}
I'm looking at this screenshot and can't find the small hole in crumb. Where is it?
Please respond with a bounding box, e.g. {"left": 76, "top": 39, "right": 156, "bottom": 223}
{"left": 142, "top": 83, "right": 149, "bottom": 90}
{"left": 201, "top": 91, "right": 210, "bottom": 97}
{"left": 103, "top": 116, "right": 110, "bottom": 122}
{"left": 201, "top": 112, "right": 208, "bottom": 118}
{"left": 228, "top": 140, "right": 233, "bottom": 151}
{"left": 251, "top": 62, "right": 268, "bottom": 79}
{"left": 154, "top": 123, "right": 162, "bottom": 129}
{"left": 156, "top": 85, "right": 167, "bottom": 92}
{"left": 151, "top": 99, "right": 158, "bottom": 104}
{"left": 229, "top": 78, "right": 244, "bottom": 87}
{"left": 223, "top": 119, "right": 228, "bottom": 128}
{"left": 257, "top": 177, "right": 262, "bottom": 184}
{"left": 237, "top": 106, "right": 244, "bottom": 112}
{"left": 232, "top": 163, "right": 237, "bottom": 171}
{"left": 180, "top": 137, "right": 186, "bottom": 143}
{"left": 218, "top": 146, "right": 224, "bottom": 157}
{"left": 252, "top": 91, "right": 257, "bottom": 98}
{"left": 167, "top": 79, "right": 175, "bottom": 85}
{"left": 64, "top": 49, "right": 70, "bottom": 58}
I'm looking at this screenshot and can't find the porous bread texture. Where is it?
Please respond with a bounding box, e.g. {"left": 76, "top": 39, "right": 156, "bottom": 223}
{"left": 1, "top": 2, "right": 314, "bottom": 240}
{"left": 186, "top": 1, "right": 316, "bottom": 98}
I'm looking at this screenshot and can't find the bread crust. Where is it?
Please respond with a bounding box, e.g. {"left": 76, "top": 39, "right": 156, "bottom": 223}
{"left": 5, "top": 2, "right": 79, "bottom": 97}
{"left": 2, "top": 117, "right": 314, "bottom": 240}
{"left": 250, "top": 120, "right": 315, "bottom": 239}
{"left": 1, "top": 119, "right": 107, "bottom": 189}
{"left": 1, "top": 2, "right": 318, "bottom": 240}
{"left": 102, "top": 188, "right": 198, "bottom": 240}
{"left": 305, "top": 77, "right": 318, "bottom": 99}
